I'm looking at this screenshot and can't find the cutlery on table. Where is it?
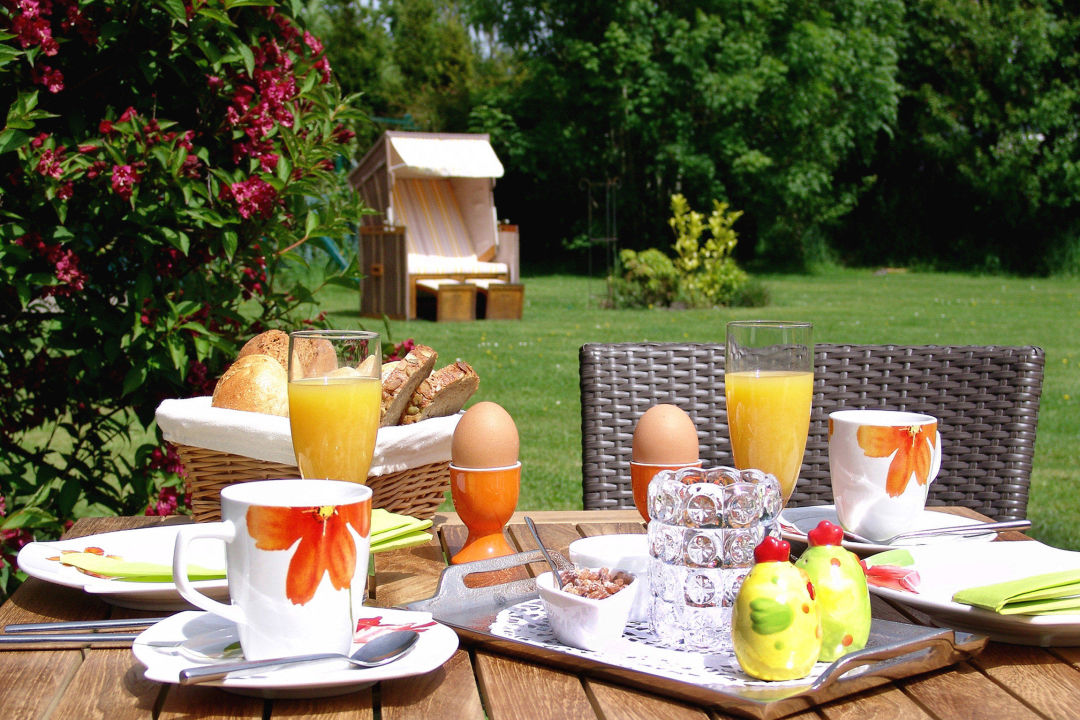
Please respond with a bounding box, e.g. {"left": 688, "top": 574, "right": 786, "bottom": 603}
{"left": 0, "top": 616, "right": 170, "bottom": 644}
{"left": 4, "top": 616, "right": 171, "bottom": 633}
{"left": 178, "top": 629, "right": 420, "bottom": 684}
{"left": 842, "top": 519, "right": 1031, "bottom": 546}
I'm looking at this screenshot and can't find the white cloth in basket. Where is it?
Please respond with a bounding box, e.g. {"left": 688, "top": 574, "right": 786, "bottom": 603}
{"left": 155, "top": 396, "right": 459, "bottom": 477}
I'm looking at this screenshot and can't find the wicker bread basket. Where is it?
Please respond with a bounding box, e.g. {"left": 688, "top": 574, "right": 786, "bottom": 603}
{"left": 157, "top": 397, "right": 454, "bottom": 522}
{"left": 174, "top": 444, "right": 449, "bottom": 522}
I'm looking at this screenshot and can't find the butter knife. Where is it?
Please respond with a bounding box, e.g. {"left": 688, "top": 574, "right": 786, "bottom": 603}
{"left": 5, "top": 617, "right": 169, "bottom": 633}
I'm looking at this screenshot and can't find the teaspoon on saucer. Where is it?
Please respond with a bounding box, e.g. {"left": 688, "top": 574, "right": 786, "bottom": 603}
{"left": 178, "top": 629, "right": 420, "bottom": 684}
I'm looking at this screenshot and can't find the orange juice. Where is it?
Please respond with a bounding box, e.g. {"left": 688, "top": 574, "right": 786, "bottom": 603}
{"left": 288, "top": 376, "right": 380, "bottom": 484}
{"left": 725, "top": 370, "right": 814, "bottom": 501}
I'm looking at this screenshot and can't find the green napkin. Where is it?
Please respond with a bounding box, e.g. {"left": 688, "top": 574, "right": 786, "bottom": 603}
{"left": 370, "top": 509, "right": 433, "bottom": 553}
{"left": 952, "top": 569, "right": 1080, "bottom": 615}
{"left": 56, "top": 553, "right": 225, "bottom": 583}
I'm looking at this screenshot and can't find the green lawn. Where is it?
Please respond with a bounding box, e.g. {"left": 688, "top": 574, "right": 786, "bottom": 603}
{"left": 318, "top": 269, "right": 1079, "bottom": 551}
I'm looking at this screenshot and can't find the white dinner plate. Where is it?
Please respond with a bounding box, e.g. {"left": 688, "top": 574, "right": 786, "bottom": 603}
{"left": 780, "top": 505, "right": 994, "bottom": 556}
{"left": 17, "top": 524, "right": 228, "bottom": 611}
{"left": 868, "top": 540, "right": 1080, "bottom": 646}
{"left": 133, "top": 609, "right": 458, "bottom": 698}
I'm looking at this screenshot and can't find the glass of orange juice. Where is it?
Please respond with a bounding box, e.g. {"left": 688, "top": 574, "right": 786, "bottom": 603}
{"left": 288, "top": 330, "right": 381, "bottom": 484}
{"left": 725, "top": 321, "right": 814, "bottom": 504}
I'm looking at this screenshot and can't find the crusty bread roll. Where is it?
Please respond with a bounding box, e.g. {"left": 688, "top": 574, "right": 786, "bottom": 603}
{"left": 211, "top": 354, "right": 289, "bottom": 416}
{"left": 380, "top": 345, "right": 437, "bottom": 426}
{"left": 237, "top": 329, "right": 289, "bottom": 371}
{"left": 290, "top": 336, "right": 338, "bottom": 378}
{"left": 400, "top": 361, "right": 479, "bottom": 425}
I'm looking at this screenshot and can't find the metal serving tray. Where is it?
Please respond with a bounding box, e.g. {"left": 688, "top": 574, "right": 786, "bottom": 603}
{"left": 407, "top": 550, "right": 988, "bottom": 720}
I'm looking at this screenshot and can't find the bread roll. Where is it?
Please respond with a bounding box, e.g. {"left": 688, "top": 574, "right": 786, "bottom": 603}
{"left": 380, "top": 345, "right": 437, "bottom": 426}
{"left": 290, "top": 336, "right": 338, "bottom": 378}
{"left": 400, "top": 361, "right": 479, "bottom": 425}
{"left": 211, "top": 354, "right": 289, "bottom": 416}
{"left": 237, "top": 329, "right": 289, "bottom": 371}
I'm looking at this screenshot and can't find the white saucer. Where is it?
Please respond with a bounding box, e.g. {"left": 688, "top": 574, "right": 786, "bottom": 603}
{"left": 868, "top": 540, "right": 1080, "bottom": 646}
{"left": 780, "top": 505, "right": 994, "bottom": 556}
{"left": 17, "top": 524, "right": 228, "bottom": 611}
{"left": 133, "top": 608, "right": 459, "bottom": 698}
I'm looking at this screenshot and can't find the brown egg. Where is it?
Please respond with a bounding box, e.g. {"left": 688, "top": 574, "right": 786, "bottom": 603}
{"left": 451, "top": 401, "right": 520, "bottom": 468}
{"left": 632, "top": 404, "right": 699, "bottom": 465}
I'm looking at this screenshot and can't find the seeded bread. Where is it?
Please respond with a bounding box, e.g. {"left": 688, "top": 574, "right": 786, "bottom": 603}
{"left": 379, "top": 345, "right": 437, "bottom": 426}
{"left": 400, "top": 361, "right": 479, "bottom": 425}
{"left": 211, "top": 354, "right": 289, "bottom": 417}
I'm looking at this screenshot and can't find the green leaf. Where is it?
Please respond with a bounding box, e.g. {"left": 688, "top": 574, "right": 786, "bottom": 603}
{"left": 1, "top": 506, "right": 58, "bottom": 530}
{"left": 222, "top": 230, "right": 238, "bottom": 260}
{"left": 122, "top": 365, "right": 148, "bottom": 396}
{"left": 237, "top": 42, "right": 255, "bottom": 78}
{"left": 304, "top": 211, "right": 319, "bottom": 238}
{"left": 0, "top": 128, "right": 29, "bottom": 154}
{"left": 161, "top": 0, "right": 187, "bottom": 22}
{"left": 196, "top": 7, "right": 234, "bottom": 26}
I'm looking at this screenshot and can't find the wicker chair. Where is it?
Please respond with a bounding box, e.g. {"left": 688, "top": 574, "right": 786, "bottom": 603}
{"left": 580, "top": 343, "right": 1045, "bottom": 521}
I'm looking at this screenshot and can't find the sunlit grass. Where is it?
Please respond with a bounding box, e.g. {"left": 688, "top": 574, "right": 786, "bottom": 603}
{"left": 318, "top": 268, "right": 1080, "bottom": 550}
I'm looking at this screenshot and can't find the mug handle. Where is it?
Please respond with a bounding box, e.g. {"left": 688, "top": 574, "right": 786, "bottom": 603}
{"left": 173, "top": 522, "right": 244, "bottom": 626}
{"left": 927, "top": 431, "right": 943, "bottom": 485}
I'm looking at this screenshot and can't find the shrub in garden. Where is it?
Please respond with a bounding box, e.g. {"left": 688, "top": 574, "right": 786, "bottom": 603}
{"left": 0, "top": 0, "right": 366, "bottom": 598}
{"left": 614, "top": 194, "right": 757, "bottom": 309}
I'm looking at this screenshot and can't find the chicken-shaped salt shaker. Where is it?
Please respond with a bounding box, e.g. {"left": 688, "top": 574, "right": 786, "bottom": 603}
{"left": 794, "top": 520, "right": 871, "bottom": 662}
{"left": 732, "top": 536, "right": 822, "bottom": 681}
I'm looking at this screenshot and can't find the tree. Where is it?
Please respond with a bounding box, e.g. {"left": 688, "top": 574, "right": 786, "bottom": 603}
{"left": 464, "top": 0, "right": 904, "bottom": 269}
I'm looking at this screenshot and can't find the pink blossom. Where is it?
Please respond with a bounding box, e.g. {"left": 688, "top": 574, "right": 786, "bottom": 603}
{"left": 207, "top": 75, "right": 223, "bottom": 91}
{"left": 32, "top": 64, "right": 64, "bottom": 93}
{"left": 118, "top": 106, "right": 137, "bottom": 123}
{"left": 314, "top": 56, "right": 332, "bottom": 84}
{"left": 57, "top": 182, "right": 73, "bottom": 200}
{"left": 36, "top": 147, "right": 64, "bottom": 178}
{"left": 30, "top": 132, "right": 49, "bottom": 148}
{"left": 303, "top": 31, "right": 324, "bottom": 56}
{"left": 225, "top": 176, "right": 279, "bottom": 219}
{"left": 98, "top": 119, "right": 115, "bottom": 135}
{"left": 110, "top": 164, "right": 139, "bottom": 200}
{"left": 259, "top": 153, "right": 279, "bottom": 173}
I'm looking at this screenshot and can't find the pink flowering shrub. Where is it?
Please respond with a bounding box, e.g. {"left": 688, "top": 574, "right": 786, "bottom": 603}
{"left": 0, "top": 1, "right": 367, "bottom": 597}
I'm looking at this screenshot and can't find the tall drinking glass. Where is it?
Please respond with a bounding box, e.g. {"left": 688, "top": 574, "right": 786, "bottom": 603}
{"left": 725, "top": 321, "right": 813, "bottom": 505}
{"left": 288, "top": 330, "right": 381, "bottom": 484}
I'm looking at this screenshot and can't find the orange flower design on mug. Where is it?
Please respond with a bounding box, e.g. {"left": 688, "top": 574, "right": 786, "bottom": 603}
{"left": 856, "top": 423, "right": 938, "bottom": 497}
{"left": 246, "top": 499, "right": 371, "bottom": 605}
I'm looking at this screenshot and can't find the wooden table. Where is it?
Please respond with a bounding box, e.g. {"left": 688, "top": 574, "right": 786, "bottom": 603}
{"left": 1, "top": 508, "right": 1078, "bottom": 720}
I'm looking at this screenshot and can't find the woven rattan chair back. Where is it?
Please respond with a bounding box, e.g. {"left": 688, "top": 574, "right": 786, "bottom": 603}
{"left": 580, "top": 343, "right": 1045, "bottom": 521}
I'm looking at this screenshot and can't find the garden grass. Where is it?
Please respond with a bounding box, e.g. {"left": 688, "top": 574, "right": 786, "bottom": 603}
{"left": 318, "top": 268, "right": 1078, "bottom": 549}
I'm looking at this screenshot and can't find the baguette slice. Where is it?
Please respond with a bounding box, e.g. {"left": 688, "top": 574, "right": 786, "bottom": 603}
{"left": 380, "top": 345, "right": 437, "bottom": 426}
{"left": 400, "top": 361, "right": 479, "bottom": 425}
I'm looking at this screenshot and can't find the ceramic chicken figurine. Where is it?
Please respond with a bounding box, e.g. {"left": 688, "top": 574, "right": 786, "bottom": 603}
{"left": 794, "top": 520, "right": 872, "bottom": 662}
{"left": 732, "top": 536, "right": 822, "bottom": 681}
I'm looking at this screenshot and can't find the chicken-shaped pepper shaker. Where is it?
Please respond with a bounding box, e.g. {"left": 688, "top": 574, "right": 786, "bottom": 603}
{"left": 794, "top": 521, "right": 871, "bottom": 662}
{"left": 732, "top": 536, "right": 822, "bottom": 681}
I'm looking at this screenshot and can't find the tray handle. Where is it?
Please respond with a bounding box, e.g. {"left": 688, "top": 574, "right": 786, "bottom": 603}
{"left": 809, "top": 627, "right": 960, "bottom": 693}
{"left": 406, "top": 550, "right": 548, "bottom": 615}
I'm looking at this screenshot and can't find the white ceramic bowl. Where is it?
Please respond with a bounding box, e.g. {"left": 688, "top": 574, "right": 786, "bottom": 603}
{"left": 536, "top": 570, "right": 638, "bottom": 651}
{"left": 569, "top": 534, "right": 650, "bottom": 622}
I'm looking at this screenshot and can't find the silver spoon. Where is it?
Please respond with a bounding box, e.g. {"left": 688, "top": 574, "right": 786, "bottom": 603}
{"left": 842, "top": 519, "right": 1031, "bottom": 546}
{"left": 178, "top": 629, "right": 420, "bottom": 685}
{"left": 524, "top": 516, "right": 569, "bottom": 584}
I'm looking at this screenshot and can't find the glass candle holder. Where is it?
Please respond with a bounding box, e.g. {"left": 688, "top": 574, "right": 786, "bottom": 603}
{"left": 646, "top": 465, "right": 782, "bottom": 651}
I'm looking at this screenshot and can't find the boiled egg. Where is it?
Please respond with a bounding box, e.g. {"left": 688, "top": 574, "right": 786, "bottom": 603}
{"left": 632, "top": 403, "right": 699, "bottom": 465}
{"left": 451, "top": 401, "right": 520, "bottom": 468}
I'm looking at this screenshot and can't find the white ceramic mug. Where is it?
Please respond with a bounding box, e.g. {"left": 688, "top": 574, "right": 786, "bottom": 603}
{"left": 173, "top": 479, "right": 372, "bottom": 660}
{"left": 829, "top": 410, "right": 942, "bottom": 543}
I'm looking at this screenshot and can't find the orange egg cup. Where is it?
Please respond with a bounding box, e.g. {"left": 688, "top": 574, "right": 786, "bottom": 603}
{"left": 630, "top": 460, "right": 703, "bottom": 522}
{"left": 449, "top": 462, "right": 521, "bottom": 564}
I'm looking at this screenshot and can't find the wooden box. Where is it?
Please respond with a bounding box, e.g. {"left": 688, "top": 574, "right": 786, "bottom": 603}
{"left": 481, "top": 283, "right": 525, "bottom": 320}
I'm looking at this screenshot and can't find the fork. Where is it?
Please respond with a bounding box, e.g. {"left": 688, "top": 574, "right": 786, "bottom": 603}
{"left": 842, "top": 519, "right": 1031, "bottom": 546}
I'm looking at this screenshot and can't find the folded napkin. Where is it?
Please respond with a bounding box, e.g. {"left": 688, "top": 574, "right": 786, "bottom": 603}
{"left": 370, "top": 508, "right": 433, "bottom": 554}
{"left": 953, "top": 569, "right": 1080, "bottom": 615}
{"left": 155, "top": 396, "right": 459, "bottom": 476}
{"left": 55, "top": 553, "right": 225, "bottom": 583}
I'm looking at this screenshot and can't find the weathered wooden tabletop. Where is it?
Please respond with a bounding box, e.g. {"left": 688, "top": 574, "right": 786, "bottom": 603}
{"left": 1, "top": 508, "right": 1078, "bottom": 720}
